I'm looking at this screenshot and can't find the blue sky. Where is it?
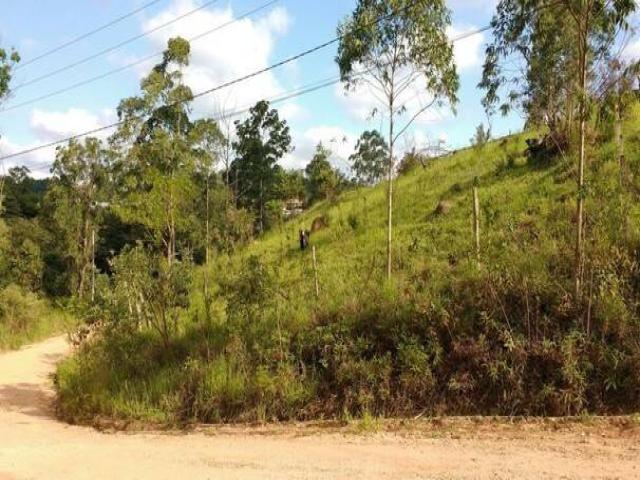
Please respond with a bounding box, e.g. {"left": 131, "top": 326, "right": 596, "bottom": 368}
{"left": 0, "top": 0, "right": 612, "bottom": 175}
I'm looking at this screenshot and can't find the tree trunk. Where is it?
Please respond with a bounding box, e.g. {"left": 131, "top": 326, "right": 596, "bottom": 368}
{"left": 168, "top": 180, "right": 176, "bottom": 265}
{"left": 473, "top": 185, "right": 480, "bottom": 264}
{"left": 615, "top": 88, "right": 625, "bottom": 188}
{"left": 574, "top": 33, "right": 588, "bottom": 300}
{"left": 259, "top": 177, "right": 264, "bottom": 234}
{"left": 386, "top": 103, "right": 394, "bottom": 280}
{"left": 91, "top": 227, "right": 96, "bottom": 303}
{"left": 204, "top": 175, "right": 210, "bottom": 299}
{"left": 78, "top": 211, "right": 91, "bottom": 299}
{"left": 312, "top": 245, "right": 320, "bottom": 299}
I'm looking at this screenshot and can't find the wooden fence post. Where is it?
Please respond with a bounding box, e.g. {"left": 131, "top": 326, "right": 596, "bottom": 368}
{"left": 312, "top": 245, "right": 320, "bottom": 299}
{"left": 473, "top": 185, "right": 480, "bottom": 265}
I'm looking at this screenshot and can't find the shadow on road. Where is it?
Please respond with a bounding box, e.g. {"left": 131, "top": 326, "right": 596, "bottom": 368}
{"left": 0, "top": 382, "right": 55, "bottom": 419}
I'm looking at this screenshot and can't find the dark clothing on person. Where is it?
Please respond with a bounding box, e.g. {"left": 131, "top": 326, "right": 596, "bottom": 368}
{"left": 299, "top": 230, "right": 309, "bottom": 250}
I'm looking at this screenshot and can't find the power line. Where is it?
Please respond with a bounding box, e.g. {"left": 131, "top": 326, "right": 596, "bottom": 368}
{"left": 14, "top": 75, "right": 345, "bottom": 174}
{"left": 15, "top": 0, "right": 165, "bottom": 70}
{"left": 13, "top": 0, "right": 221, "bottom": 91}
{"left": 1, "top": 0, "right": 280, "bottom": 113}
{"left": 0, "top": 20, "right": 495, "bottom": 165}
{"left": 2, "top": 4, "right": 484, "bottom": 114}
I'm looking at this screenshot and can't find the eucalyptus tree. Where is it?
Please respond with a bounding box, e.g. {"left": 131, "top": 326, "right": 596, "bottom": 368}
{"left": 349, "top": 130, "right": 389, "bottom": 186}
{"left": 231, "top": 100, "right": 291, "bottom": 233}
{"left": 305, "top": 143, "right": 341, "bottom": 203}
{"left": 336, "top": 0, "right": 459, "bottom": 279}
{"left": 49, "top": 138, "right": 107, "bottom": 299}
{"left": 0, "top": 45, "right": 20, "bottom": 214}
{"left": 480, "top": 0, "right": 636, "bottom": 297}
{"left": 190, "top": 118, "right": 224, "bottom": 298}
{"left": 0, "top": 46, "right": 19, "bottom": 105}
{"left": 112, "top": 37, "right": 197, "bottom": 264}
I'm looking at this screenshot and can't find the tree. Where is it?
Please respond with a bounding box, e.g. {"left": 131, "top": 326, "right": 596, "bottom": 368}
{"left": 480, "top": 0, "right": 636, "bottom": 297}
{"left": 471, "top": 123, "right": 491, "bottom": 149}
{"left": 0, "top": 45, "right": 19, "bottom": 221}
{"left": 305, "top": 143, "right": 340, "bottom": 203}
{"left": 49, "top": 138, "right": 107, "bottom": 299}
{"left": 231, "top": 101, "right": 291, "bottom": 233}
{"left": 275, "top": 168, "right": 306, "bottom": 202}
{"left": 191, "top": 118, "right": 224, "bottom": 299}
{"left": 350, "top": 130, "right": 389, "bottom": 186}
{"left": 397, "top": 148, "right": 427, "bottom": 175}
{"left": 1, "top": 167, "right": 48, "bottom": 218}
{"left": 112, "top": 37, "right": 197, "bottom": 264}
{"left": 337, "top": 0, "right": 459, "bottom": 279}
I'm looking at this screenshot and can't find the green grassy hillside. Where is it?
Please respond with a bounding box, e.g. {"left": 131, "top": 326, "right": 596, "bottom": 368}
{"left": 56, "top": 106, "right": 640, "bottom": 424}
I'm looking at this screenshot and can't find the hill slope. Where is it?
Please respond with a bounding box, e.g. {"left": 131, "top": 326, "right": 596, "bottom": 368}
{"left": 56, "top": 106, "right": 640, "bottom": 423}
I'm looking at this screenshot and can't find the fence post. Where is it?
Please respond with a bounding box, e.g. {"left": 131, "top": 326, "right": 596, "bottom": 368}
{"left": 312, "top": 245, "right": 320, "bottom": 299}
{"left": 473, "top": 184, "right": 480, "bottom": 265}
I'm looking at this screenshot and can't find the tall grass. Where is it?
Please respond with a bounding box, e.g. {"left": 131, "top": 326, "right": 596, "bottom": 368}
{"left": 0, "top": 284, "right": 74, "bottom": 351}
{"left": 56, "top": 106, "right": 640, "bottom": 423}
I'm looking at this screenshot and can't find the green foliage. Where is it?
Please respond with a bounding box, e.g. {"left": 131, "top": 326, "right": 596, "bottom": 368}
{"left": 0, "top": 284, "right": 72, "bottom": 351}
{"left": 350, "top": 130, "right": 389, "bottom": 186}
{"left": 92, "top": 245, "right": 193, "bottom": 349}
{"left": 231, "top": 100, "right": 292, "bottom": 233}
{"left": 397, "top": 149, "right": 426, "bottom": 175}
{"left": 304, "top": 143, "right": 341, "bottom": 203}
{"left": 336, "top": 0, "right": 458, "bottom": 107}
{"left": 113, "top": 37, "right": 199, "bottom": 262}
{"left": 48, "top": 137, "right": 107, "bottom": 298}
{"left": 1, "top": 166, "right": 48, "bottom": 219}
{"left": 274, "top": 168, "right": 305, "bottom": 202}
{"left": 471, "top": 123, "right": 491, "bottom": 149}
{"left": 0, "top": 45, "right": 19, "bottom": 104}
{"left": 480, "top": 0, "right": 636, "bottom": 128}
{"left": 55, "top": 104, "right": 640, "bottom": 422}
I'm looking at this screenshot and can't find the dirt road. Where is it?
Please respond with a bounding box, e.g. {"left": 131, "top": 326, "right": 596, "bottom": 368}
{"left": 0, "top": 336, "right": 639, "bottom": 480}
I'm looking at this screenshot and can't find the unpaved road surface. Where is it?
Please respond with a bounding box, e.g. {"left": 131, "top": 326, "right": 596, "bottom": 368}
{"left": 1, "top": 337, "right": 639, "bottom": 480}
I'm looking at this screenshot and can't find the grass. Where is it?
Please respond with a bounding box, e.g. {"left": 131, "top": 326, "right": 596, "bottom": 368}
{"left": 0, "top": 284, "right": 75, "bottom": 351}
{"left": 56, "top": 105, "right": 640, "bottom": 424}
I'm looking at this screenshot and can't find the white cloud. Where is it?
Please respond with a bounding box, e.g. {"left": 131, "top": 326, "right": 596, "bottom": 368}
{"left": 30, "top": 107, "right": 115, "bottom": 142}
{"left": 0, "top": 107, "right": 117, "bottom": 178}
{"left": 448, "top": 0, "right": 499, "bottom": 14}
{"left": 448, "top": 25, "right": 486, "bottom": 72}
{"left": 0, "top": 136, "right": 56, "bottom": 179}
{"left": 139, "top": 0, "right": 296, "bottom": 117}
{"left": 623, "top": 37, "right": 640, "bottom": 62}
{"left": 282, "top": 125, "right": 357, "bottom": 172}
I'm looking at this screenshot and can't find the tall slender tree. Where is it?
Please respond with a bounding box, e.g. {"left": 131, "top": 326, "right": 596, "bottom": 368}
{"left": 112, "top": 37, "right": 196, "bottom": 264}
{"left": 191, "top": 118, "right": 224, "bottom": 299}
{"left": 480, "top": 0, "right": 636, "bottom": 297}
{"left": 49, "top": 138, "right": 107, "bottom": 299}
{"left": 0, "top": 45, "right": 20, "bottom": 214}
{"left": 231, "top": 100, "right": 291, "bottom": 233}
{"left": 336, "top": 0, "right": 458, "bottom": 279}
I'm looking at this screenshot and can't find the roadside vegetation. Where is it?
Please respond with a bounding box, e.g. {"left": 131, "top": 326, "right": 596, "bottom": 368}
{"left": 1, "top": 0, "right": 639, "bottom": 424}
{"left": 56, "top": 107, "right": 640, "bottom": 422}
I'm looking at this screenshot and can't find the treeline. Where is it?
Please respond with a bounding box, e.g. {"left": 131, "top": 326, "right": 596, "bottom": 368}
{"left": 0, "top": 37, "right": 409, "bottom": 304}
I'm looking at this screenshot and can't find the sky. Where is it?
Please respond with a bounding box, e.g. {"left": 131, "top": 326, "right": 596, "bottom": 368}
{"left": 0, "top": 0, "right": 637, "bottom": 177}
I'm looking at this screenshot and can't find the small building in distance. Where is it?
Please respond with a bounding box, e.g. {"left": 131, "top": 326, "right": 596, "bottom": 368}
{"left": 283, "top": 198, "right": 304, "bottom": 219}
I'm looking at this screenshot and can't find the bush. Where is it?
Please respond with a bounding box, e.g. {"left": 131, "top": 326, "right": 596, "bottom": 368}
{"left": 0, "top": 284, "right": 71, "bottom": 350}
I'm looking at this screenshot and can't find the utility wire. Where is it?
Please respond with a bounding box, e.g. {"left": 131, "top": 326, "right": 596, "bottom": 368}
{"left": 0, "top": 21, "right": 496, "bottom": 164}
{"left": 15, "top": 0, "right": 165, "bottom": 70}
{"left": 1, "top": 0, "right": 280, "bottom": 113}
{"left": 18, "top": 75, "right": 345, "bottom": 174}
{"left": 13, "top": 0, "right": 221, "bottom": 91}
